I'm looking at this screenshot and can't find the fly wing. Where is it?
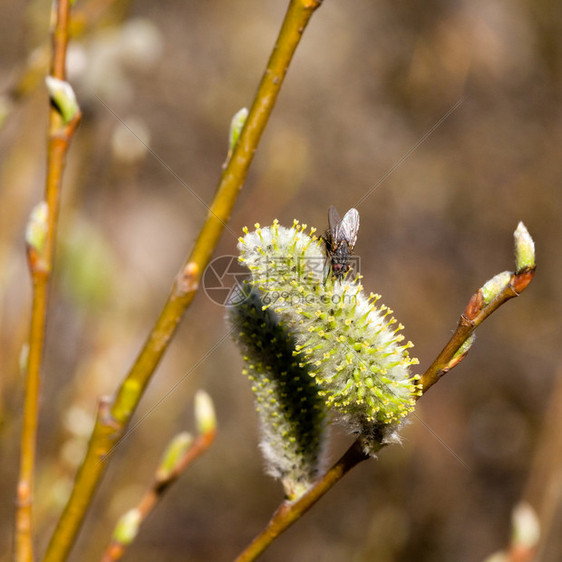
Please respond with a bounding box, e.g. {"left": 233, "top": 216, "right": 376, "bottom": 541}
{"left": 338, "top": 208, "right": 360, "bottom": 249}
{"left": 328, "top": 205, "right": 341, "bottom": 232}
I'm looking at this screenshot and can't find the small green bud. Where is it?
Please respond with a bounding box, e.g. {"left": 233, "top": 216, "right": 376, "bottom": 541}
{"left": 45, "top": 76, "right": 80, "bottom": 124}
{"left": 223, "top": 108, "right": 249, "bottom": 168}
{"left": 194, "top": 390, "right": 216, "bottom": 436}
{"left": 229, "top": 107, "right": 248, "bottom": 152}
{"left": 511, "top": 501, "right": 540, "bottom": 549}
{"left": 453, "top": 334, "right": 475, "bottom": 360}
{"left": 26, "top": 201, "right": 49, "bottom": 256}
{"left": 112, "top": 508, "right": 141, "bottom": 545}
{"left": 447, "top": 333, "right": 475, "bottom": 370}
{"left": 483, "top": 502, "right": 540, "bottom": 562}
{"left": 156, "top": 432, "right": 193, "bottom": 482}
{"left": 513, "top": 222, "right": 535, "bottom": 273}
{"left": 481, "top": 271, "right": 512, "bottom": 305}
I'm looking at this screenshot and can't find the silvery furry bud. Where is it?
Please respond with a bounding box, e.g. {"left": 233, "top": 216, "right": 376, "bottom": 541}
{"left": 25, "top": 201, "right": 49, "bottom": 256}
{"left": 45, "top": 76, "right": 80, "bottom": 124}
{"left": 237, "top": 220, "right": 420, "bottom": 455}
{"left": 229, "top": 107, "right": 248, "bottom": 152}
{"left": 112, "top": 508, "right": 141, "bottom": 545}
{"left": 513, "top": 222, "right": 535, "bottom": 273}
{"left": 155, "top": 432, "right": 193, "bottom": 483}
{"left": 194, "top": 390, "right": 216, "bottom": 436}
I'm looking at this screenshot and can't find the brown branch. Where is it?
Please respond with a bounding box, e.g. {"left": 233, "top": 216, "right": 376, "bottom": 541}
{"left": 419, "top": 266, "right": 535, "bottom": 394}
{"left": 44, "top": 1, "right": 324, "bottom": 560}
{"left": 235, "top": 440, "right": 371, "bottom": 562}
{"left": 14, "top": 2, "right": 80, "bottom": 561}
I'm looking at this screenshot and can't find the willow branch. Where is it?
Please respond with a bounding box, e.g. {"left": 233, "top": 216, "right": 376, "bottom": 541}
{"left": 419, "top": 266, "right": 535, "bottom": 394}
{"left": 235, "top": 224, "right": 536, "bottom": 561}
{"left": 101, "top": 425, "right": 216, "bottom": 562}
{"left": 1, "top": 0, "right": 127, "bottom": 123}
{"left": 44, "top": 1, "right": 324, "bottom": 560}
{"left": 101, "top": 391, "right": 216, "bottom": 562}
{"left": 235, "top": 440, "right": 371, "bottom": 562}
{"left": 15, "top": 1, "right": 80, "bottom": 561}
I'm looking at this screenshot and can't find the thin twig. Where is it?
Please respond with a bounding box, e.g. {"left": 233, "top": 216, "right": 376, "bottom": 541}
{"left": 234, "top": 245, "right": 535, "bottom": 561}
{"left": 15, "top": 1, "right": 80, "bottom": 561}
{"left": 235, "top": 440, "right": 372, "bottom": 562}
{"left": 100, "top": 426, "right": 216, "bottom": 562}
{"left": 2, "top": 0, "right": 127, "bottom": 113}
{"left": 419, "top": 266, "right": 535, "bottom": 394}
{"left": 44, "top": 1, "right": 324, "bottom": 560}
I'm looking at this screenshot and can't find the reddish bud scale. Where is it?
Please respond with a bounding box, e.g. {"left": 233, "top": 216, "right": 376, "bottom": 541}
{"left": 464, "top": 291, "right": 483, "bottom": 320}
{"left": 512, "top": 269, "right": 535, "bottom": 294}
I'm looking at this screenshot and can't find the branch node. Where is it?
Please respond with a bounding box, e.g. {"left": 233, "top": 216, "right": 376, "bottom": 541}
{"left": 512, "top": 268, "right": 535, "bottom": 294}
{"left": 464, "top": 291, "right": 483, "bottom": 320}
{"left": 99, "top": 396, "right": 121, "bottom": 430}
{"left": 176, "top": 262, "right": 199, "bottom": 296}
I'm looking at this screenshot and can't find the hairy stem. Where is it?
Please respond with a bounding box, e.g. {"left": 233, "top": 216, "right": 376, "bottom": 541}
{"left": 44, "top": 1, "right": 324, "bottom": 560}
{"left": 15, "top": 1, "right": 79, "bottom": 561}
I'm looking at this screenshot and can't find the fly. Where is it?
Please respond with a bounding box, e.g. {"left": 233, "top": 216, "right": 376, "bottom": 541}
{"left": 322, "top": 205, "right": 360, "bottom": 279}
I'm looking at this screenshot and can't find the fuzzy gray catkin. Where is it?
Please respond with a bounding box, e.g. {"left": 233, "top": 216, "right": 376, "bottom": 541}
{"left": 236, "top": 220, "right": 421, "bottom": 454}
{"left": 228, "top": 285, "right": 328, "bottom": 499}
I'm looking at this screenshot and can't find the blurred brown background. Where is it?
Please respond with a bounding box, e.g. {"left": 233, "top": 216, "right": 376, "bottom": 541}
{"left": 1, "top": 0, "right": 561, "bottom": 561}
